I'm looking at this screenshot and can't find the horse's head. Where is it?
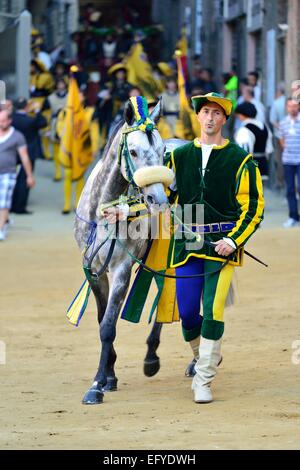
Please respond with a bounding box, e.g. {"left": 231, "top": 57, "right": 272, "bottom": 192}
{"left": 120, "top": 96, "right": 174, "bottom": 208}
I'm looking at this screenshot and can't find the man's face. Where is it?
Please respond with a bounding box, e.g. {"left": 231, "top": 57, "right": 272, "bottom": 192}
{"left": 57, "top": 81, "right": 67, "bottom": 93}
{"left": 242, "top": 85, "right": 252, "bottom": 101}
{"left": 2, "top": 100, "right": 13, "bottom": 113}
{"left": 0, "top": 111, "right": 11, "bottom": 131}
{"left": 166, "top": 80, "right": 177, "bottom": 93}
{"left": 200, "top": 70, "right": 210, "bottom": 82}
{"left": 129, "top": 87, "right": 141, "bottom": 97}
{"left": 287, "top": 100, "right": 299, "bottom": 117}
{"left": 248, "top": 74, "right": 257, "bottom": 86}
{"left": 197, "top": 102, "right": 226, "bottom": 135}
{"left": 56, "top": 65, "right": 64, "bottom": 76}
{"left": 116, "top": 70, "right": 126, "bottom": 81}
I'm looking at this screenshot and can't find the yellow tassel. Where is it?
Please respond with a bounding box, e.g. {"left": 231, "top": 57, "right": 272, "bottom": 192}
{"left": 67, "top": 279, "right": 91, "bottom": 326}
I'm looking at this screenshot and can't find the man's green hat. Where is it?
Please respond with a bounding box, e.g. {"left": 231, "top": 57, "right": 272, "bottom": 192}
{"left": 191, "top": 92, "right": 233, "bottom": 118}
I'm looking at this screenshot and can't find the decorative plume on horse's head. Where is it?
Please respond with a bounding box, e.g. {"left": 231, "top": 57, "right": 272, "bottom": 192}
{"left": 124, "top": 96, "right": 155, "bottom": 133}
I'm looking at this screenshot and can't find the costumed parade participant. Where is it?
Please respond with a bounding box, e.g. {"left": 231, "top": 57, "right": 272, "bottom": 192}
{"left": 57, "top": 67, "right": 99, "bottom": 214}
{"left": 166, "top": 92, "right": 264, "bottom": 403}
{"left": 161, "top": 77, "right": 180, "bottom": 137}
{"left": 118, "top": 93, "right": 264, "bottom": 404}
{"left": 47, "top": 78, "right": 68, "bottom": 181}
{"left": 29, "top": 59, "right": 55, "bottom": 160}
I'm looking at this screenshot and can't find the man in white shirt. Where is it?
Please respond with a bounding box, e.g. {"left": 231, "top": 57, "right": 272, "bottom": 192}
{"left": 234, "top": 101, "right": 273, "bottom": 179}
{"left": 279, "top": 97, "right": 300, "bottom": 227}
{"left": 247, "top": 71, "right": 262, "bottom": 102}
{"left": 242, "top": 85, "right": 266, "bottom": 123}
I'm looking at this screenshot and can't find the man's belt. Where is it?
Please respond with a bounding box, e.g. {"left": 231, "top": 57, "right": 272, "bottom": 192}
{"left": 182, "top": 222, "right": 236, "bottom": 234}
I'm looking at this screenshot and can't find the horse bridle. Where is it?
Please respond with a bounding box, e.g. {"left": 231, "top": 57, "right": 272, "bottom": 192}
{"left": 117, "top": 121, "right": 157, "bottom": 185}
{"left": 83, "top": 120, "right": 156, "bottom": 282}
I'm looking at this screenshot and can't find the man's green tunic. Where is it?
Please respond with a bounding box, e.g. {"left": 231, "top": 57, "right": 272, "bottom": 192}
{"left": 168, "top": 138, "right": 264, "bottom": 267}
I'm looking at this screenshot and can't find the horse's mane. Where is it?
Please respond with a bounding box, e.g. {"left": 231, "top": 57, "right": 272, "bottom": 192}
{"left": 101, "top": 119, "right": 125, "bottom": 162}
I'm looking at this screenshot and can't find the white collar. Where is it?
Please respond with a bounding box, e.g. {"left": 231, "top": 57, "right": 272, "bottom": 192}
{"left": 201, "top": 143, "right": 217, "bottom": 148}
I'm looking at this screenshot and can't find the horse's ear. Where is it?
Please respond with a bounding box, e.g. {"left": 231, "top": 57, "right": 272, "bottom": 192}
{"left": 149, "top": 97, "right": 162, "bottom": 124}
{"left": 123, "top": 100, "right": 135, "bottom": 126}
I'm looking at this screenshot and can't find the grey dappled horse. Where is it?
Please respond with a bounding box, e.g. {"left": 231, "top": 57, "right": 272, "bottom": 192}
{"left": 75, "top": 99, "right": 187, "bottom": 404}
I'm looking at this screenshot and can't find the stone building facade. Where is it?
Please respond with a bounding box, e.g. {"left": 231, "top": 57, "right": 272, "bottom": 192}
{"left": 152, "top": 0, "right": 300, "bottom": 103}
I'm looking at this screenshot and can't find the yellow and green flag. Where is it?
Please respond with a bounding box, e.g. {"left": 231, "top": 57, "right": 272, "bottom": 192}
{"left": 175, "top": 50, "right": 200, "bottom": 139}
{"left": 59, "top": 67, "right": 93, "bottom": 181}
{"left": 124, "top": 42, "right": 158, "bottom": 100}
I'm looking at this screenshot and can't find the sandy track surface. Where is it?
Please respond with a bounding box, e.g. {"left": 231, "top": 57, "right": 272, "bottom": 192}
{"left": 1, "top": 162, "right": 300, "bottom": 450}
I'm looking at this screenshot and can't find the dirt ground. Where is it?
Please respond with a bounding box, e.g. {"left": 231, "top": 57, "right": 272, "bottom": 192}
{"left": 0, "top": 163, "right": 300, "bottom": 450}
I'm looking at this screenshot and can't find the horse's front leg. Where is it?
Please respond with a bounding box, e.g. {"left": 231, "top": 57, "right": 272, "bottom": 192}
{"left": 144, "top": 321, "right": 163, "bottom": 377}
{"left": 95, "top": 259, "right": 132, "bottom": 402}
{"left": 82, "top": 274, "right": 109, "bottom": 405}
{"left": 91, "top": 274, "right": 118, "bottom": 393}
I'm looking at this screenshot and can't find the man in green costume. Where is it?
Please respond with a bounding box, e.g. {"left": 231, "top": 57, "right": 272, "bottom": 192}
{"left": 166, "top": 92, "right": 264, "bottom": 403}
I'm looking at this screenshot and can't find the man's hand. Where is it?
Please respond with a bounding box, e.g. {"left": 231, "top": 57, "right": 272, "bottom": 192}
{"left": 102, "top": 206, "right": 128, "bottom": 224}
{"left": 213, "top": 239, "right": 235, "bottom": 257}
{"left": 26, "top": 175, "right": 35, "bottom": 188}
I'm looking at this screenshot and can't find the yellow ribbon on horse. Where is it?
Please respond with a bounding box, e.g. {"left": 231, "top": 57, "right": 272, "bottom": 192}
{"left": 143, "top": 213, "right": 179, "bottom": 323}
{"left": 121, "top": 212, "right": 180, "bottom": 324}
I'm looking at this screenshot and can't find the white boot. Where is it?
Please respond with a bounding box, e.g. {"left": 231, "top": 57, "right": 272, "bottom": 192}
{"left": 191, "top": 337, "right": 222, "bottom": 403}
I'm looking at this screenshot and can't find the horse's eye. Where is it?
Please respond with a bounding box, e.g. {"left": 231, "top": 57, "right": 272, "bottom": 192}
{"left": 130, "top": 149, "right": 137, "bottom": 157}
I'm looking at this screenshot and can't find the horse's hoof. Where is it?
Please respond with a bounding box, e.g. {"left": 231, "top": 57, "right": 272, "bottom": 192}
{"left": 82, "top": 383, "right": 104, "bottom": 405}
{"left": 102, "top": 376, "right": 118, "bottom": 392}
{"left": 185, "top": 358, "right": 196, "bottom": 377}
{"left": 144, "top": 358, "right": 160, "bottom": 377}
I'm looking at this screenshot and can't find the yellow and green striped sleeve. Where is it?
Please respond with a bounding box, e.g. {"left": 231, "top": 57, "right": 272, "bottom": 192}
{"left": 227, "top": 160, "right": 264, "bottom": 247}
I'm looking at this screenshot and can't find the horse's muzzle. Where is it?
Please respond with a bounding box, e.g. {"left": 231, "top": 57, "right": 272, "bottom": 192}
{"left": 143, "top": 183, "right": 169, "bottom": 207}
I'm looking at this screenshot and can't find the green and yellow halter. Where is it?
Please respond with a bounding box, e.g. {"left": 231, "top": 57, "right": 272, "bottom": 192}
{"left": 117, "top": 96, "right": 156, "bottom": 184}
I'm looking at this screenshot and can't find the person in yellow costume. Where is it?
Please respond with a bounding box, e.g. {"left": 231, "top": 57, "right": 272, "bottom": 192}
{"left": 47, "top": 78, "right": 68, "bottom": 181}
{"left": 161, "top": 77, "right": 180, "bottom": 137}
{"left": 29, "top": 59, "right": 55, "bottom": 159}
{"left": 57, "top": 69, "right": 100, "bottom": 214}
